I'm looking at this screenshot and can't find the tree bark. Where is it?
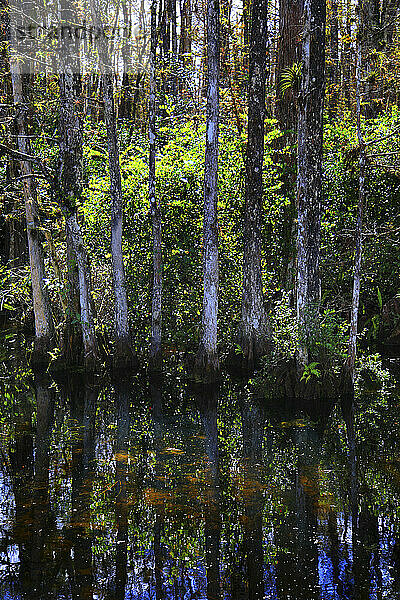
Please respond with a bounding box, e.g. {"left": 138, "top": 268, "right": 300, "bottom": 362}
{"left": 179, "top": 0, "right": 192, "bottom": 60}
{"left": 195, "top": 0, "right": 220, "bottom": 380}
{"left": 220, "top": 0, "right": 232, "bottom": 87}
{"left": 276, "top": 0, "right": 304, "bottom": 137}
{"left": 11, "top": 67, "right": 54, "bottom": 365}
{"left": 275, "top": 0, "right": 303, "bottom": 292}
{"left": 342, "top": 0, "right": 352, "bottom": 109}
{"left": 149, "top": 0, "right": 163, "bottom": 371}
{"left": 0, "top": 20, "right": 28, "bottom": 269}
{"left": 103, "top": 72, "right": 134, "bottom": 367}
{"left": 296, "top": 0, "right": 326, "bottom": 369}
{"left": 329, "top": 0, "right": 339, "bottom": 115}
{"left": 361, "top": 0, "right": 381, "bottom": 118}
{"left": 238, "top": 0, "right": 270, "bottom": 369}
{"left": 58, "top": 66, "right": 98, "bottom": 368}
{"left": 119, "top": 0, "right": 132, "bottom": 119}
{"left": 88, "top": 0, "right": 134, "bottom": 367}
{"left": 344, "top": 0, "right": 365, "bottom": 386}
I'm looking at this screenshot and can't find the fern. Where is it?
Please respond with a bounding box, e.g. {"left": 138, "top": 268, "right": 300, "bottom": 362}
{"left": 278, "top": 62, "right": 302, "bottom": 97}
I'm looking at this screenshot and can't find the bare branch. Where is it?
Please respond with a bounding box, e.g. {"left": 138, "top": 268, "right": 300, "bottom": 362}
{"left": 0, "top": 143, "right": 55, "bottom": 183}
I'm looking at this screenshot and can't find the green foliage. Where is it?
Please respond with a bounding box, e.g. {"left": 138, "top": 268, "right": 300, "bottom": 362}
{"left": 300, "top": 362, "right": 321, "bottom": 383}
{"left": 0, "top": 265, "right": 32, "bottom": 322}
{"left": 81, "top": 119, "right": 286, "bottom": 352}
{"left": 321, "top": 108, "right": 400, "bottom": 349}
{"left": 356, "top": 352, "right": 393, "bottom": 396}
{"left": 268, "top": 293, "right": 298, "bottom": 362}
{"left": 2, "top": 103, "right": 400, "bottom": 366}
{"left": 278, "top": 62, "right": 301, "bottom": 97}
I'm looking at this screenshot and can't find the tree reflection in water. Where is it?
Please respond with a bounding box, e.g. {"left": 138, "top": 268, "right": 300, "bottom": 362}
{"left": 68, "top": 376, "right": 98, "bottom": 600}
{"left": 1, "top": 373, "right": 400, "bottom": 598}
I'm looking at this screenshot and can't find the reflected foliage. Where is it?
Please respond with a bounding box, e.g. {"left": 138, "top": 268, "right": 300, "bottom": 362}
{"left": 0, "top": 366, "right": 400, "bottom": 598}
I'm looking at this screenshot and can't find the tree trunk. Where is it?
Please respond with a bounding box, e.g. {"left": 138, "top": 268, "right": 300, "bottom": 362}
{"left": 361, "top": 0, "right": 381, "bottom": 118}
{"left": 58, "top": 69, "right": 98, "bottom": 368}
{"left": 149, "top": 0, "right": 163, "bottom": 371}
{"left": 329, "top": 0, "right": 339, "bottom": 115}
{"left": 276, "top": 0, "right": 304, "bottom": 137}
{"left": 220, "top": 0, "right": 232, "bottom": 87}
{"left": 179, "top": 0, "right": 192, "bottom": 60}
{"left": 171, "top": 0, "right": 178, "bottom": 57}
{"left": 296, "top": 0, "right": 326, "bottom": 369}
{"left": 275, "top": 0, "right": 303, "bottom": 293}
{"left": 344, "top": 0, "right": 365, "bottom": 387}
{"left": 11, "top": 67, "right": 54, "bottom": 365}
{"left": 238, "top": 0, "right": 269, "bottom": 370}
{"left": 119, "top": 0, "right": 132, "bottom": 119}
{"left": 342, "top": 0, "right": 352, "bottom": 109}
{"left": 65, "top": 228, "right": 82, "bottom": 363}
{"left": 1, "top": 30, "right": 28, "bottom": 269}
{"left": 102, "top": 73, "right": 134, "bottom": 367}
{"left": 195, "top": 0, "right": 220, "bottom": 380}
{"left": 88, "top": 0, "right": 134, "bottom": 368}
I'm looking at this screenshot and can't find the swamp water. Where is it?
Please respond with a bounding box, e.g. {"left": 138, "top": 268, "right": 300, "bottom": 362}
{"left": 1, "top": 363, "right": 400, "bottom": 599}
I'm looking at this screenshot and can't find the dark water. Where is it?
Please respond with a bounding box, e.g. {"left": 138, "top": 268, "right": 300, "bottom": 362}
{"left": 1, "top": 365, "right": 400, "bottom": 599}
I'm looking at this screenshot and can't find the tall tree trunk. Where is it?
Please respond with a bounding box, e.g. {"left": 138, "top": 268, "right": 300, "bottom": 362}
{"left": 361, "top": 0, "right": 381, "bottom": 117}
{"left": 342, "top": 0, "right": 352, "bottom": 109}
{"left": 276, "top": 0, "right": 304, "bottom": 137}
{"left": 238, "top": 0, "right": 269, "bottom": 369}
{"left": 89, "top": 0, "right": 134, "bottom": 367}
{"left": 220, "top": 0, "right": 232, "bottom": 87}
{"left": 58, "top": 69, "right": 97, "bottom": 368}
{"left": 242, "top": 0, "right": 250, "bottom": 77}
{"left": 275, "top": 0, "right": 303, "bottom": 292}
{"left": 296, "top": 0, "right": 326, "bottom": 369}
{"left": 119, "top": 0, "right": 132, "bottom": 119}
{"left": 102, "top": 73, "right": 134, "bottom": 367}
{"left": 1, "top": 23, "right": 28, "bottom": 269}
{"left": 344, "top": 0, "right": 365, "bottom": 388}
{"left": 195, "top": 0, "right": 220, "bottom": 380}
{"left": 329, "top": 0, "right": 339, "bottom": 115}
{"left": 11, "top": 67, "right": 54, "bottom": 365}
{"left": 149, "top": 0, "right": 163, "bottom": 370}
{"left": 179, "top": 0, "right": 192, "bottom": 60}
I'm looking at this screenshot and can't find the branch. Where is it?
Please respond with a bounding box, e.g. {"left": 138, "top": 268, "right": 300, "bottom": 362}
{"left": 0, "top": 143, "right": 55, "bottom": 183}
{"left": 367, "top": 150, "right": 400, "bottom": 158}
{"left": 371, "top": 162, "right": 400, "bottom": 171}
{"left": 4, "top": 173, "right": 49, "bottom": 190}
{"left": 364, "top": 125, "right": 400, "bottom": 147}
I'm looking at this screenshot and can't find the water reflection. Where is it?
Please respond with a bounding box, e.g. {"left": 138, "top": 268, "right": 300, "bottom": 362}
{"left": 115, "top": 379, "right": 130, "bottom": 600}
{"left": 241, "top": 395, "right": 265, "bottom": 600}
{"left": 197, "top": 386, "right": 221, "bottom": 600}
{"left": 69, "top": 377, "right": 97, "bottom": 600}
{"left": 1, "top": 373, "right": 400, "bottom": 598}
